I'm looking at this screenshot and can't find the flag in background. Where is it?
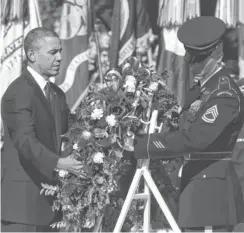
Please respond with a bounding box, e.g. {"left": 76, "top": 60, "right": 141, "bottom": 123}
{"left": 0, "top": 0, "right": 42, "bottom": 98}
{"left": 238, "top": 0, "right": 244, "bottom": 78}
{"left": 156, "top": 27, "right": 192, "bottom": 108}
{"left": 56, "top": 0, "right": 90, "bottom": 110}
{"left": 0, "top": 0, "right": 42, "bottom": 131}
{"left": 109, "top": 0, "right": 152, "bottom": 68}
{"left": 157, "top": 0, "right": 200, "bottom": 107}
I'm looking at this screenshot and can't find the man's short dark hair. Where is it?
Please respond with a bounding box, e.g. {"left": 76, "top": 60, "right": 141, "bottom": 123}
{"left": 24, "top": 27, "right": 59, "bottom": 56}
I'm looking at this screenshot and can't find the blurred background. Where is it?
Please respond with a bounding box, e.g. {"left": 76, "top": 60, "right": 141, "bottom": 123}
{"left": 1, "top": 0, "right": 244, "bottom": 113}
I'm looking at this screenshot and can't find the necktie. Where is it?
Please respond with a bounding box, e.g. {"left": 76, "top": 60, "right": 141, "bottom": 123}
{"left": 44, "top": 82, "right": 51, "bottom": 103}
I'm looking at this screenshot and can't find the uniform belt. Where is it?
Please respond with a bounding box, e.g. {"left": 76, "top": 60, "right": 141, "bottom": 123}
{"left": 185, "top": 151, "right": 232, "bottom": 161}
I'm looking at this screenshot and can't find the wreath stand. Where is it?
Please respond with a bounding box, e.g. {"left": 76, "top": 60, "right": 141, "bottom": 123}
{"left": 113, "top": 110, "right": 181, "bottom": 233}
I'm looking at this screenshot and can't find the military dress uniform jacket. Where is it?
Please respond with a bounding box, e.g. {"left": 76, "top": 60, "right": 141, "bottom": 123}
{"left": 1, "top": 70, "right": 69, "bottom": 226}
{"left": 134, "top": 68, "right": 244, "bottom": 228}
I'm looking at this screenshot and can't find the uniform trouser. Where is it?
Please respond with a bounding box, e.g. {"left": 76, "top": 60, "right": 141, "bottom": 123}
{"left": 1, "top": 221, "right": 56, "bottom": 232}
{"left": 182, "top": 226, "right": 234, "bottom": 232}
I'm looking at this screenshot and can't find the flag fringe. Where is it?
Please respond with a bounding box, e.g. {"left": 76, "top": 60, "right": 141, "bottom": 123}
{"left": 157, "top": 0, "right": 200, "bottom": 28}
{"left": 215, "top": 0, "right": 238, "bottom": 28}
{"left": 1, "top": 0, "right": 29, "bottom": 25}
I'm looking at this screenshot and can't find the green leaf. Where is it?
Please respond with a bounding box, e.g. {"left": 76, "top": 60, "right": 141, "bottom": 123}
{"left": 63, "top": 184, "right": 75, "bottom": 196}
{"left": 40, "top": 189, "right": 45, "bottom": 195}
{"left": 98, "top": 138, "right": 111, "bottom": 148}
{"left": 106, "top": 91, "right": 117, "bottom": 99}
{"left": 96, "top": 117, "right": 107, "bottom": 128}
{"left": 87, "top": 187, "right": 95, "bottom": 204}
{"left": 78, "top": 139, "right": 87, "bottom": 149}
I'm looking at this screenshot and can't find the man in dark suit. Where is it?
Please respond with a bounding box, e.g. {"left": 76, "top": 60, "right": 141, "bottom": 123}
{"left": 1, "top": 28, "right": 83, "bottom": 232}
{"left": 131, "top": 17, "right": 244, "bottom": 231}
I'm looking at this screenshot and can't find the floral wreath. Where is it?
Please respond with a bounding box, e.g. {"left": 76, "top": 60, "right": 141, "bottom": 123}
{"left": 41, "top": 56, "right": 180, "bottom": 232}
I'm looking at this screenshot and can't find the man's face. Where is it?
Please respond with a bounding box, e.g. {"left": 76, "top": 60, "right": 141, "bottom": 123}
{"left": 187, "top": 53, "right": 210, "bottom": 77}
{"left": 34, "top": 36, "right": 62, "bottom": 78}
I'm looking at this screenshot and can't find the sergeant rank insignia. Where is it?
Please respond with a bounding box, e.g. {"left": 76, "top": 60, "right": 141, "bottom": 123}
{"left": 202, "top": 105, "right": 219, "bottom": 123}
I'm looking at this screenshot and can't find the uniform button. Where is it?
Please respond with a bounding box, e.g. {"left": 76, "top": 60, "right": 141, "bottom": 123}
{"left": 202, "top": 174, "right": 206, "bottom": 178}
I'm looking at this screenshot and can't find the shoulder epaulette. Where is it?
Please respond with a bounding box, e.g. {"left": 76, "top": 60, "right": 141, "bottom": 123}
{"left": 214, "top": 76, "right": 237, "bottom": 98}
{"left": 217, "top": 76, "right": 231, "bottom": 90}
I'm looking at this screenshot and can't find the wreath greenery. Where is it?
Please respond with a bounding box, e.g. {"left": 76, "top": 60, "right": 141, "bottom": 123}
{"left": 41, "top": 57, "right": 179, "bottom": 232}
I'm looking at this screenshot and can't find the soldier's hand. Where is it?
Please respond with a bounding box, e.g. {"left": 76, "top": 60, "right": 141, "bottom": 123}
{"left": 133, "top": 134, "right": 149, "bottom": 159}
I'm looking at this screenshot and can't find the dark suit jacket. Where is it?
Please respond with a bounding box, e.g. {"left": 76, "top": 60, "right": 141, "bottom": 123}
{"left": 1, "top": 69, "right": 69, "bottom": 226}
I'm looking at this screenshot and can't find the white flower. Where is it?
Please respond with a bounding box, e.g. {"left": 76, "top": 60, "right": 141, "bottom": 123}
{"left": 73, "top": 143, "right": 79, "bottom": 150}
{"left": 91, "top": 108, "right": 103, "bottom": 120}
{"left": 82, "top": 130, "right": 92, "bottom": 140}
{"left": 83, "top": 217, "right": 95, "bottom": 229}
{"left": 96, "top": 176, "right": 105, "bottom": 184}
{"left": 125, "top": 83, "right": 136, "bottom": 93}
{"left": 149, "top": 82, "right": 159, "bottom": 92}
{"left": 105, "top": 114, "right": 117, "bottom": 127}
{"left": 123, "top": 75, "right": 136, "bottom": 93}
{"left": 99, "top": 33, "right": 110, "bottom": 49}
{"left": 115, "top": 150, "right": 123, "bottom": 158}
{"left": 125, "top": 75, "right": 136, "bottom": 84}
{"left": 58, "top": 170, "right": 68, "bottom": 178}
{"left": 93, "top": 152, "right": 105, "bottom": 164}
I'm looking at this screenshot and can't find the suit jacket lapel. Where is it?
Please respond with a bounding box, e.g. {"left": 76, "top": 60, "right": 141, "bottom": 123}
{"left": 24, "top": 70, "right": 57, "bottom": 147}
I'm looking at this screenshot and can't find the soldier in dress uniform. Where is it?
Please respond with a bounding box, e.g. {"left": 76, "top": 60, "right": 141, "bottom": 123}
{"left": 132, "top": 16, "right": 244, "bottom": 232}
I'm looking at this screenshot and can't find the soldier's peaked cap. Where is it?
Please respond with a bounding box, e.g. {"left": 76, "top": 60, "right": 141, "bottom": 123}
{"left": 177, "top": 16, "right": 226, "bottom": 55}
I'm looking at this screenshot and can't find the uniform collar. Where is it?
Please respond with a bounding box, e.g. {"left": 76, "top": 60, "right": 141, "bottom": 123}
{"left": 27, "top": 66, "right": 48, "bottom": 92}
{"left": 195, "top": 63, "right": 224, "bottom": 88}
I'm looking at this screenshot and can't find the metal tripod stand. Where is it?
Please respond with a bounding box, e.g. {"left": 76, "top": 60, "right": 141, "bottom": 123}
{"left": 113, "top": 110, "right": 181, "bottom": 233}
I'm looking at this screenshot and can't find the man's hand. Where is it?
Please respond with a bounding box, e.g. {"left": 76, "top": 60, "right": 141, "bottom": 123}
{"left": 57, "top": 157, "right": 83, "bottom": 176}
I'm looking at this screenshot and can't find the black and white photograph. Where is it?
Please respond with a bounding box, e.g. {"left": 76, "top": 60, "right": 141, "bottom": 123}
{"left": 1, "top": 0, "right": 244, "bottom": 232}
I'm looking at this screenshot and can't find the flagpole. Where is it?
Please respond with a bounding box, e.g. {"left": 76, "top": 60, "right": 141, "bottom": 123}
{"left": 109, "top": 0, "right": 120, "bottom": 69}
{"left": 70, "top": 0, "right": 103, "bottom": 113}
{"left": 90, "top": 0, "right": 103, "bottom": 84}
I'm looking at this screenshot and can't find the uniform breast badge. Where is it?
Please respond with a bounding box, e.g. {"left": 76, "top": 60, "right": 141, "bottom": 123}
{"left": 187, "top": 99, "right": 202, "bottom": 123}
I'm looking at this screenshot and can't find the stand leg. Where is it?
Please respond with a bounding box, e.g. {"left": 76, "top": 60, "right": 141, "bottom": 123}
{"left": 113, "top": 169, "right": 143, "bottom": 233}
{"left": 93, "top": 214, "right": 103, "bottom": 232}
{"left": 143, "top": 168, "right": 181, "bottom": 232}
{"left": 143, "top": 172, "right": 151, "bottom": 233}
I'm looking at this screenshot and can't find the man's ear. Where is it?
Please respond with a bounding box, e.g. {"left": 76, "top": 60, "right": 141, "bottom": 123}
{"left": 26, "top": 49, "right": 36, "bottom": 63}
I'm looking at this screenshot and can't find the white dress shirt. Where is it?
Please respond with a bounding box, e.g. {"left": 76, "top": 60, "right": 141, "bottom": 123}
{"left": 27, "top": 66, "right": 48, "bottom": 96}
